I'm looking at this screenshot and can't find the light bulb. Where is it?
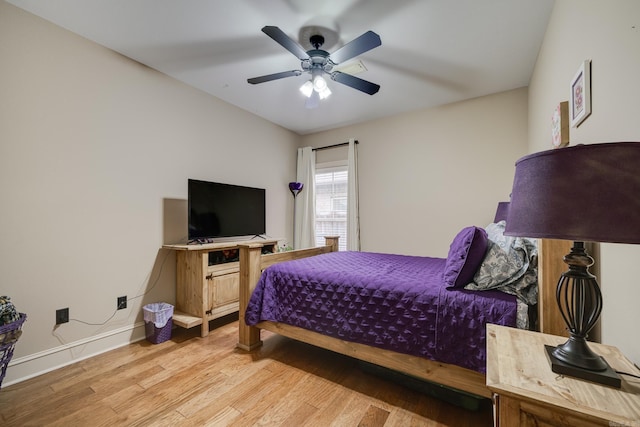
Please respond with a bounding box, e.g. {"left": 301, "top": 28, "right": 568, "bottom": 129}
{"left": 318, "top": 86, "right": 332, "bottom": 100}
{"left": 313, "top": 75, "right": 327, "bottom": 92}
{"left": 299, "top": 81, "right": 313, "bottom": 98}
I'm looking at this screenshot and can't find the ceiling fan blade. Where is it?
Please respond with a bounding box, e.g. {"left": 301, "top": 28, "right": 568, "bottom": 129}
{"left": 330, "top": 31, "right": 381, "bottom": 64}
{"left": 248, "top": 70, "right": 302, "bottom": 84}
{"left": 331, "top": 71, "right": 380, "bottom": 95}
{"left": 262, "top": 26, "right": 309, "bottom": 60}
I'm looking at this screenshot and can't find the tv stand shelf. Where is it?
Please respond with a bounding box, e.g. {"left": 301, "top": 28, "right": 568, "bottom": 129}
{"left": 163, "top": 238, "right": 277, "bottom": 337}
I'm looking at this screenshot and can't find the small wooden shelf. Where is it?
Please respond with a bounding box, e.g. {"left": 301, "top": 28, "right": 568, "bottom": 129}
{"left": 172, "top": 311, "right": 203, "bottom": 329}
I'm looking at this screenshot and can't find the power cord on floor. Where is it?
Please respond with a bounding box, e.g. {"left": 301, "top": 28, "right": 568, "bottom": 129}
{"left": 617, "top": 370, "right": 640, "bottom": 380}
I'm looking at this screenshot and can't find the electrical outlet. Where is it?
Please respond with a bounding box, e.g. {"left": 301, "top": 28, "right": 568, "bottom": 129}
{"left": 117, "top": 296, "right": 127, "bottom": 310}
{"left": 56, "top": 308, "right": 69, "bottom": 325}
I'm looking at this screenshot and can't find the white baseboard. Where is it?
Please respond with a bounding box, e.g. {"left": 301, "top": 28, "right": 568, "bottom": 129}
{"left": 2, "top": 321, "right": 147, "bottom": 387}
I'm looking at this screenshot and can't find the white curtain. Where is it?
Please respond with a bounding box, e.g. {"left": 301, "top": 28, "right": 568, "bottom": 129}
{"left": 295, "top": 147, "right": 316, "bottom": 249}
{"left": 347, "top": 138, "right": 360, "bottom": 251}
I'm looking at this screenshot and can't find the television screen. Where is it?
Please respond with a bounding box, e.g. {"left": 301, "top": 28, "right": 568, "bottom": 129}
{"left": 188, "top": 179, "right": 266, "bottom": 241}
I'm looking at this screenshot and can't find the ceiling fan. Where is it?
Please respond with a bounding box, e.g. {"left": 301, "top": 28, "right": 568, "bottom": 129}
{"left": 247, "top": 26, "right": 381, "bottom": 107}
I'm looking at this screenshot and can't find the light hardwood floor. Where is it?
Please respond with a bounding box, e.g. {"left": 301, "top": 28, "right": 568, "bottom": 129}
{"left": 0, "top": 315, "right": 492, "bottom": 426}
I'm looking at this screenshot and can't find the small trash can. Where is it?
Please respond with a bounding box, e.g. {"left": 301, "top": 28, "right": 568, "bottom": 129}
{"left": 143, "top": 302, "right": 173, "bottom": 344}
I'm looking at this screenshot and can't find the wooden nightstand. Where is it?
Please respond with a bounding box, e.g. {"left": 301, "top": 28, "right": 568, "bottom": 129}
{"left": 486, "top": 324, "right": 640, "bottom": 426}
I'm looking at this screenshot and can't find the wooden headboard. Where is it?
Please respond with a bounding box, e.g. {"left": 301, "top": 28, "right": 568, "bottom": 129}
{"left": 538, "top": 239, "right": 572, "bottom": 337}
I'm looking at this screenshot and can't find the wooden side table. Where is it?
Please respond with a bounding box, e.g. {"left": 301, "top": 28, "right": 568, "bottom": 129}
{"left": 486, "top": 324, "right": 640, "bottom": 426}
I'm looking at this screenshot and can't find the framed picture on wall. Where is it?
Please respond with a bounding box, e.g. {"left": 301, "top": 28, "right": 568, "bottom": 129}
{"left": 551, "top": 101, "right": 569, "bottom": 148}
{"left": 569, "top": 60, "right": 592, "bottom": 128}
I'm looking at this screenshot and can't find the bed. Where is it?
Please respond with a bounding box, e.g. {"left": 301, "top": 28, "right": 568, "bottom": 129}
{"left": 237, "top": 219, "right": 564, "bottom": 398}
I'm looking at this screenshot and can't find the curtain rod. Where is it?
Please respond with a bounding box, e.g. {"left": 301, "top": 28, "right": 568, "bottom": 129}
{"left": 312, "top": 140, "right": 359, "bottom": 152}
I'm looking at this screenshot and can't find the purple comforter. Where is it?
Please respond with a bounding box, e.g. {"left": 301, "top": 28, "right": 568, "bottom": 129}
{"left": 245, "top": 251, "right": 517, "bottom": 373}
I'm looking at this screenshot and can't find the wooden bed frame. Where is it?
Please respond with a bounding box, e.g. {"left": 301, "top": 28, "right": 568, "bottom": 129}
{"left": 237, "top": 236, "right": 568, "bottom": 399}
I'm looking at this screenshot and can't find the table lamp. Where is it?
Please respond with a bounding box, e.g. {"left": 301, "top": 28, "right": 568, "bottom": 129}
{"left": 494, "top": 201, "right": 510, "bottom": 223}
{"left": 504, "top": 141, "right": 640, "bottom": 388}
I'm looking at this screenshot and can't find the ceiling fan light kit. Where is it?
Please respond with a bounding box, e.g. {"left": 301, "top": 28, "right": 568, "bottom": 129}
{"left": 299, "top": 69, "right": 331, "bottom": 100}
{"left": 248, "top": 25, "right": 381, "bottom": 107}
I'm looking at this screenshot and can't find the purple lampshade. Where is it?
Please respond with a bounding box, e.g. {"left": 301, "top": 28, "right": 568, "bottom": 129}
{"left": 494, "top": 202, "right": 510, "bottom": 223}
{"left": 504, "top": 142, "right": 640, "bottom": 244}
{"left": 289, "top": 182, "right": 303, "bottom": 197}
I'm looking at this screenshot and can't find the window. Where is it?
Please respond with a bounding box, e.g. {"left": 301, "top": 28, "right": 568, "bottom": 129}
{"left": 315, "top": 164, "right": 348, "bottom": 251}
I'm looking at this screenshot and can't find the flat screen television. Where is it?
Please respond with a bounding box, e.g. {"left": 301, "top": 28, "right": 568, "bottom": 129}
{"left": 188, "top": 179, "right": 266, "bottom": 241}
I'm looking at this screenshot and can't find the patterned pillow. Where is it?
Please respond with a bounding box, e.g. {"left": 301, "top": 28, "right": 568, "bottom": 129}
{"left": 466, "top": 221, "right": 538, "bottom": 305}
{"left": 443, "top": 226, "right": 488, "bottom": 288}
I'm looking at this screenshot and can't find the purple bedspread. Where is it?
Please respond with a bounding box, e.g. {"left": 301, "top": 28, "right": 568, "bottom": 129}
{"left": 245, "top": 251, "right": 517, "bottom": 373}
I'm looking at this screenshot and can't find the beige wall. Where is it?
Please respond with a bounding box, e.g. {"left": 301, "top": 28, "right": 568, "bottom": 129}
{"left": 0, "top": 2, "right": 299, "bottom": 384}
{"left": 529, "top": 0, "right": 640, "bottom": 364}
{"left": 302, "top": 88, "right": 530, "bottom": 257}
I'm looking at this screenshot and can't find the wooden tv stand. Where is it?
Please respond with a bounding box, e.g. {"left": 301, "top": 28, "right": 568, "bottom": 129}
{"left": 163, "top": 238, "right": 277, "bottom": 337}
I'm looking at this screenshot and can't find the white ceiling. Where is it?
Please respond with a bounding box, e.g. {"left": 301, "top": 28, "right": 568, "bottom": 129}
{"left": 8, "top": 0, "right": 555, "bottom": 135}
